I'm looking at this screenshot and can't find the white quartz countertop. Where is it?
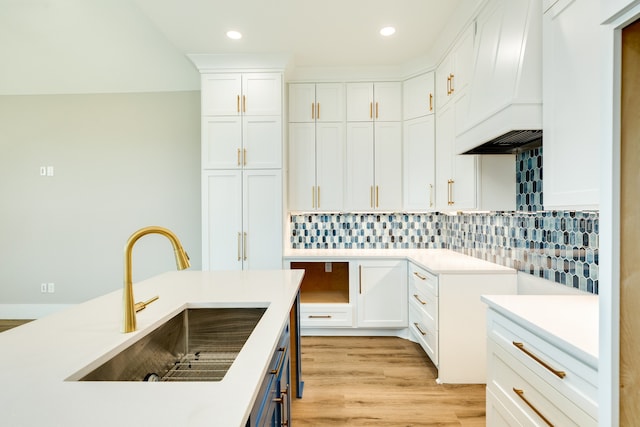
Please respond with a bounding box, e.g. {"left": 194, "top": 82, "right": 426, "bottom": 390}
{"left": 481, "top": 294, "right": 599, "bottom": 368}
{"left": 284, "top": 248, "right": 516, "bottom": 275}
{"left": 0, "top": 269, "right": 304, "bottom": 427}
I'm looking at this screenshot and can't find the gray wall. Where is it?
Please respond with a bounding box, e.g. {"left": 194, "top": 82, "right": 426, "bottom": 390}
{"left": 0, "top": 91, "right": 201, "bottom": 305}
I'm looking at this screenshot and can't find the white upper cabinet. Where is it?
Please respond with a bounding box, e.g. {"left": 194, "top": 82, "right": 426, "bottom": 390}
{"left": 201, "top": 73, "right": 282, "bottom": 116}
{"left": 435, "top": 25, "right": 474, "bottom": 112}
{"left": 543, "top": 0, "right": 600, "bottom": 209}
{"left": 346, "top": 82, "right": 402, "bottom": 122}
{"left": 457, "top": 0, "right": 542, "bottom": 155}
{"left": 403, "top": 72, "right": 435, "bottom": 120}
{"left": 289, "top": 83, "right": 344, "bottom": 123}
{"left": 404, "top": 115, "right": 436, "bottom": 211}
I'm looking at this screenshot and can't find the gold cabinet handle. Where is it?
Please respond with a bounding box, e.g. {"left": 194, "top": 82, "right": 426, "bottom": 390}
{"left": 243, "top": 148, "right": 247, "bottom": 166}
{"left": 270, "top": 346, "right": 287, "bottom": 375}
{"left": 513, "top": 388, "right": 554, "bottom": 427}
{"left": 447, "top": 179, "right": 454, "bottom": 205}
{"left": 375, "top": 185, "right": 379, "bottom": 208}
{"left": 317, "top": 102, "right": 320, "bottom": 120}
{"left": 413, "top": 294, "right": 427, "bottom": 305}
{"left": 512, "top": 342, "right": 566, "bottom": 379}
{"left": 311, "top": 103, "right": 315, "bottom": 120}
{"left": 429, "top": 93, "right": 433, "bottom": 111}
{"left": 237, "top": 148, "right": 241, "bottom": 166}
{"left": 413, "top": 271, "right": 427, "bottom": 280}
{"left": 369, "top": 102, "right": 373, "bottom": 119}
{"left": 375, "top": 102, "right": 379, "bottom": 119}
{"left": 414, "top": 323, "right": 427, "bottom": 336}
{"left": 242, "top": 95, "right": 246, "bottom": 113}
{"left": 237, "top": 232, "right": 242, "bottom": 261}
{"left": 237, "top": 95, "right": 240, "bottom": 113}
{"left": 317, "top": 186, "right": 321, "bottom": 208}
{"left": 359, "top": 265, "right": 363, "bottom": 294}
{"left": 243, "top": 232, "right": 247, "bottom": 261}
{"left": 312, "top": 186, "right": 316, "bottom": 209}
{"left": 370, "top": 186, "right": 374, "bottom": 208}
{"left": 429, "top": 184, "right": 434, "bottom": 207}
{"left": 446, "top": 76, "right": 451, "bottom": 95}
{"left": 309, "top": 315, "right": 332, "bottom": 319}
{"left": 449, "top": 73, "right": 455, "bottom": 94}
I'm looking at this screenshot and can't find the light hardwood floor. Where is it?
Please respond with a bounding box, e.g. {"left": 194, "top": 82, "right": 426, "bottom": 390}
{"left": 291, "top": 336, "right": 486, "bottom": 426}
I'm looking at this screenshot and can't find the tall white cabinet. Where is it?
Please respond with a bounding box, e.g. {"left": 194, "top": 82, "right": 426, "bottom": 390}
{"left": 198, "top": 70, "right": 284, "bottom": 271}
{"left": 345, "top": 82, "right": 402, "bottom": 211}
{"left": 288, "top": 83, "right": 345, "bottom": 211}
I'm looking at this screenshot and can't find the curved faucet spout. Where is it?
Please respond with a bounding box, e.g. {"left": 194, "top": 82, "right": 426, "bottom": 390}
{"left": 122, "top": 226, "right": 190, "bottom": 333}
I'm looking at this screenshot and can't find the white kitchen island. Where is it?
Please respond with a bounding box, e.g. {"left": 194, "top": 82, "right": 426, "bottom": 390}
{"left": 0, "top": 269, "right": 304, "bottom": 427}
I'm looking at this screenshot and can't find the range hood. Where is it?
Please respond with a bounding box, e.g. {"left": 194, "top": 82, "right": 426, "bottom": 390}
{"left": 454, "top": 0, "right": 542, "bottom": 155}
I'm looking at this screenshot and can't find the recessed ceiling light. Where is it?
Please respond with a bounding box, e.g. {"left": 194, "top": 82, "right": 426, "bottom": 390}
{"left": 226, "top": 30, "right": 242, "bottom": 40}
{"left": 380, "top": 26, "right": 396, "bottom": 37}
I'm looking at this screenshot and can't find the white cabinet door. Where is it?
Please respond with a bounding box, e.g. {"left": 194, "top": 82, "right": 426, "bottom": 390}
{"left": 201, "top": 74, "right": 242, "bottom": 116}
{"left": 403, "top": 72, "right": 435, "bottom": 120}
{"left": 202, "top": 116, "right": 242, "bottom": 169}
{"left": 243, "top": 116, "right": 282, "bottom": 169}
{"left": 242, "top": 73, "right": 282, "bottom": 116}
{"left": 346, "top": 83, "right": 374, "bottom": 122}
{"left": 374, "top": 82, "right": 402, "bottom": 122}
{"left": 288, "top": 123, "right": 316, "bottom": 211}
{"left": 243, "top": 170, "right": 283, "bottom": 270}
{"left": 346, "top": 122, "right": 375, "bottom": 210}
{"left": 435, "top": 26, "right": 475, "bottom": 111}
{"left": 288, "top": 83, "right": 316, "bottom": 123}
{"left": 543, "top": 0, "right": 600, "bottom": 209}
{"left": 202, "top": 170, "right": 243, "bottom": 270}
{"left": 357, "top": 260, "right": 408, "bottom": 328}
{"left": 202, "top": 170, "right": 282, "bottom": 271}
{"left": 315, "top": 83, "right": 345, "bottom": 122}
{"left": 316, "top": 122, "right": 345, "bottom": 211}
{"left": 404, "top": 115, "right": 435, "bottom": 211}
{"left": 374, "top": 122, "right": 403, "bottom": 210}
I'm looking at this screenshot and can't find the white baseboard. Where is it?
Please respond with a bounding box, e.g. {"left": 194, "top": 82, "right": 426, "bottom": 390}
{"left": 0, "top": 304, "right": 74, "bottom": 319}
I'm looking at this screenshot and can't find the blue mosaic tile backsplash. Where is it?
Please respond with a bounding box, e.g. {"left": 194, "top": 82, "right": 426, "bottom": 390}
{"left": 289, "top": 148, "right": 599, "bottom": 294}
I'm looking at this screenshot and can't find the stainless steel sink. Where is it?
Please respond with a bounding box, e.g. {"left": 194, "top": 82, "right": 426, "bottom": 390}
{"left": 78, "top": 308, "right": 266, "bottom": 382}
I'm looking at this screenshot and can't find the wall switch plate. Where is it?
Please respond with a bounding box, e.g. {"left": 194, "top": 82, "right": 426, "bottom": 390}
{"left": 325, "top": 262, "right": 332, "bottom": 273}
{"left": 47, "top": 282, "right": 55, "bottom": 293}
{"left": 40, "top": 283, "right": 48, "bottom": 293}
{"left": 39, "top": 166, "right": 47, "bottom": 176}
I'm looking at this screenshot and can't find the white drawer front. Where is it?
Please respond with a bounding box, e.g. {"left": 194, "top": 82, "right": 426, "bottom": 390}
{"left": 300, "top": 304, "right": 353, "bottom": 327}
{"left": 488, "top": 339, "right": 596, "bottom": 427}
{"left": 409, "top": 303, "right": 438, "bottom": 366}
{"left": 409, "top": 284, "right": 438, "bottom": 325}
{"left": 409, "top": 262, "right": 438, "bottom": 296}
{"left": 488, "top": 310, "right": 598, "bottom": 419}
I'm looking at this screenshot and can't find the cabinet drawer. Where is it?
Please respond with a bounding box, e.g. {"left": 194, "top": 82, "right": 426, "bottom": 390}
{"left": 409, "top": 285, "right": 437, "bottom": 326}
{"left": 488, "top": 310, "right": 597, "bottom": 418}
{"left": 300, "top": 304, "right": 353, "bottom": 327}
{"left": 409, "top": 303, "right": 438, "bottom": 366}
{"left": 409, "top": 262, "right": 438, "bottom": 296}
{"left": 488, "top": 339, "right": 596, "bottom": 426}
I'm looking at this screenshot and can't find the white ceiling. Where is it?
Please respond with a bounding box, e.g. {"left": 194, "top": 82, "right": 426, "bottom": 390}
{"left": 133, "top": 0, "right": 466, "bottom": 68}
{"left": 0, "top": 0, "right": 481, "bottom": 94}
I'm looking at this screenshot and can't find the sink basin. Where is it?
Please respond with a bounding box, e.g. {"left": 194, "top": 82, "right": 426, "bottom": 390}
{"left": 78, "top": 308, "right": 266, "bottom": 382}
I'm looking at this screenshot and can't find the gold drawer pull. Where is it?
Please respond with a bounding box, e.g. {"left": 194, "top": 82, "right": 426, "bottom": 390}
{"left": 513, "top": 388, "right": 554, "bottom": 427}
{"left": 308, "top": 315, "right": 332, "bottom": 319}
{"left": 413, "top": 271, "right": 427, "bottom": 280}
{"left": 413, "top": 294, "right": 427, "bottom": 305}
{"left": 414, "top": 323, "right": 427, "bottom": 336}
{"left": 512, "top": 342, "right": 566, "bottom": 379}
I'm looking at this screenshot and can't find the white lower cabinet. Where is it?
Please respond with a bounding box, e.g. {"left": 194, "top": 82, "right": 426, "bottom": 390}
{"left": 486, "top": 308, "right": 598, "bottom": 426}
{"left": 356, "top": 260, "right": 408, "bottom": 328}
{"left": 203, "top": 169, "right": 282, "bottom": 271}
{"left": 409, "top": 262, "right": 516, "bottom": 383}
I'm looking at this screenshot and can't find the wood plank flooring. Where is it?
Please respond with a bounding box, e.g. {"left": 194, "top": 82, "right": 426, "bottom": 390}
{"left": 0, "top": 320, "right": 32, "bottom": 333}
{"left": 291, "top": 336, "right": 486, "bottom": 426}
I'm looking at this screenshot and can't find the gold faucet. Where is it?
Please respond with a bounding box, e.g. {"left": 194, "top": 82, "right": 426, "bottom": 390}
{"left": 122, "top": 226, "right": 190, "bottom": 333}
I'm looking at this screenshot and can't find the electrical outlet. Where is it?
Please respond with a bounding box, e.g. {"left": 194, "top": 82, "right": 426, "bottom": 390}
{"left": 39, "top": 166, "right": 47, "bottom": 176}
{"left": 46, "top": 166, "right": 54, "bottom": 176}
{"left": 47, "top": 282, "right": 55, "bottom": 293}
{"left": 325, "top": 262, "right": 332, "bottom": 273}
{"left": 40, "top": 283, "right": 47, "bottom": 293}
